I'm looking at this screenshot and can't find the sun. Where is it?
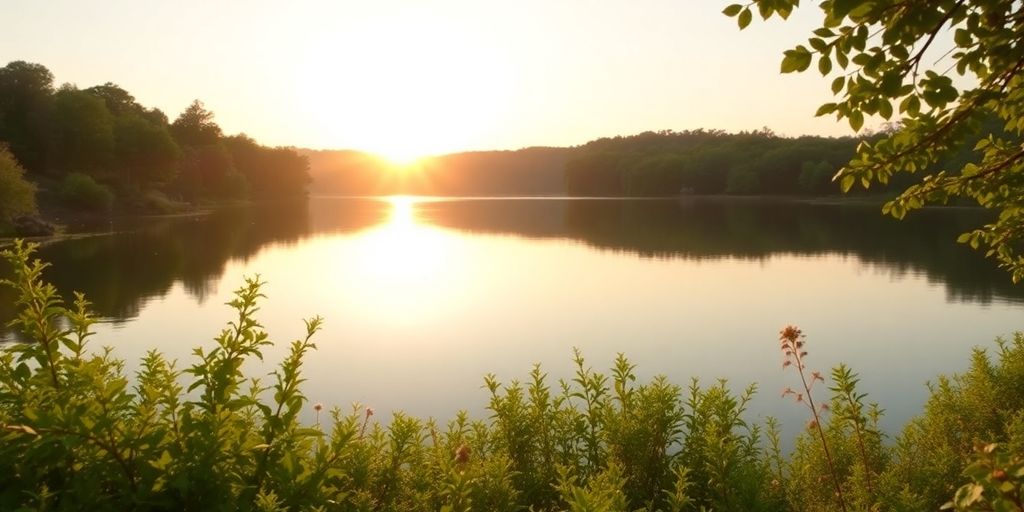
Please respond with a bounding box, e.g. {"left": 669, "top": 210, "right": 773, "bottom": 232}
{"left": 373, "top": 148, "right": 428, "bottom": 168}
{"left": 300, "top": 16, "right": 511, "bottom": 160}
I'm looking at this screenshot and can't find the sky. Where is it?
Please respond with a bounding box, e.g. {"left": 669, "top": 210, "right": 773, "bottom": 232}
{"left": 1, "top": 1, "right": 857, "bottom": 160}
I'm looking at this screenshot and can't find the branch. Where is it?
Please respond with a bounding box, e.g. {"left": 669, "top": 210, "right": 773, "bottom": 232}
{"left": 909, "top": 0, "right": 967, "bottom": 78}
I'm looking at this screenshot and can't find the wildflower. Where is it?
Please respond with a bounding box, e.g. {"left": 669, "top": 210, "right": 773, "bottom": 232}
{"left": 779, "top": 325, "right": 848, "bottom": 511}
{"left": 313, "top": 403, "right": 323, "bottom": 412}
{"left": 780, "top": 325, "right": 802, "bottom": 342}
{"left": 359, "top": 407, "right": 374, "bottom": 438}
{"left": 455, "top": 443, "right": 471, "bottom": 465}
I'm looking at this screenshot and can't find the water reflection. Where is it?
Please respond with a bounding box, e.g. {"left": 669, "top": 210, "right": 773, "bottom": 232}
{"left": 3, "top": 196, "right": 1023, "bottom": 442}
{"left": 1, "top": 200, "right": 313, "bottom": 324}
{"left": 1, "top": 196, "right": 1021, "bottom": 329}
{"left": 419, "top": 197, "right": 1021, "bottom": 304}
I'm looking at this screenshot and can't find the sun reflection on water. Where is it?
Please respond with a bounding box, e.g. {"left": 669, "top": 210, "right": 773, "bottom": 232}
{"left": 386, "top": 195, "right": 418, "bottom": 227}
{"left": 336, "top": 196, "right": 469, "bottom": 325}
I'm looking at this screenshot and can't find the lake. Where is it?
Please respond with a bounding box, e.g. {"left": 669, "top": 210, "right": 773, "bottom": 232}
{"left": 2, "top": 196, "right": 1022, "bottom": 440}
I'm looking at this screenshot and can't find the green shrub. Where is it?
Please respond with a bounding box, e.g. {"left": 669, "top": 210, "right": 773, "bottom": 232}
{"left": 139, "top": 189, "right": 184, "bottom": 214}
{"left": 878, "top": 334, "right": 1024, "bottom": 510}
{"left": 0, "top": 145, "right": 37, "bottom": 228}
{"left": 59, "top": 172, "right": 115, "bottom": 212}
{"left": 943, "top": 442, "right": 1024, "bottom": 511}
{"left": 2, "top": 240, "right": 1024, "bottom": 511}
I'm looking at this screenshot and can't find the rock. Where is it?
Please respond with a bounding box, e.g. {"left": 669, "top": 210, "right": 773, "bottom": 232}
{"left": 12, "top": 215, "right": 57, "bottom": 237}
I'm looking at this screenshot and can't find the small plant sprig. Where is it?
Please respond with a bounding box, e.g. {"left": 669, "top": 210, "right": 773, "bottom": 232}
{"left": 780, "top": 325, "right": 848, "bottom": 512}
{"left": 830, "top": 363, "right": 878, "bottom": 496}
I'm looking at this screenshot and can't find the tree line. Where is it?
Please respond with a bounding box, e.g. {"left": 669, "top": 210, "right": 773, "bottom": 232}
{"left": 306, "top": 129, "right": 956, "bottom": 199}
{"left": 0, "top": 60, "right": 310, "bottom": 230}
{"left": 564, "top": 128, "right": 889, "bottom": 196}
{"left": 305, "top": 147, "right": 573, "bottom": 196}
{"left": 565, "top": 128, "right": 861, "bottom": 196}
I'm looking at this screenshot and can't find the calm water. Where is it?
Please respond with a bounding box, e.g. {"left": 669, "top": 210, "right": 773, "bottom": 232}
{"left": 2, "top": 196, "right": 1023, "bottom": 438}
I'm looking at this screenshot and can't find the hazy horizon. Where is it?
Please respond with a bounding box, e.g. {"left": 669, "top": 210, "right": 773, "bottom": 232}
{"left": 3, "top": 1, "right": 861, "bottom": 161}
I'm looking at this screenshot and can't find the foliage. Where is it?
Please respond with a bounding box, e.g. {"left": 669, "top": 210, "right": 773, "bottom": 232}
{"left": 725, "top": 0, "right": 1024, "bottom": 280}
{"left": 114, "top": 113, "right": 180, "bottom": 186}
{"left": 170, "top": 100, "right": 223, "bottom": 147}
{"left": 944, "top": 442, "right": 1024, "bottom": 511}
{"left": 51, "top": 86, "right": 115, "bottom": 175}
{"left": 565, "top": 129, "right": 866, "bottom": 197}
{"left": 225, "top": 135, "right": 310, "bottom": 199}
{"left": 0, "top": 241, "right": 766, "bottom": 511}
{"left": 2, "top": 242, "right": 1024, "bottom": 511}
{"left": 0, "top": 61, "right": 54, "bottom": 172}
{"left": 877, "top": 333, "right": 1024, "bottom": 509}
{"left": 0, "top": 145, "right": 37, "bottom": 226}
{"left": 59, "top": 173, "right": 115, "bottom": 212}
{"left": 174, "top": 144, "right": 238, "bottom": 201}
{"left": 0, "top": 60, "right": 310, "bottom": 207}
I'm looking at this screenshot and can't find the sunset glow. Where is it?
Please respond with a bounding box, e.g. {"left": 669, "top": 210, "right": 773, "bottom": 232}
{"left": 301, "top": 17, "right": 512, "bottom": 160}
{"left": 4, "top": 1, "right": 850, "bottom": 156}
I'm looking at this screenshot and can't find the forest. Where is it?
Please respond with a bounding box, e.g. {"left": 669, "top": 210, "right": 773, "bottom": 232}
{"left": 305, "top": 132, "right": 871, "bottom": 198}
{"left": 562, "top": 127, "right": 997, "bottom": 197}
{"left": 305, "top": 128, "right": 983, "bottom": 199}
{"left": 565, "top": 129, "right": 864, "bottom": 196}
{"left": 0, "top": 60, "right": 310, "bottom": 234}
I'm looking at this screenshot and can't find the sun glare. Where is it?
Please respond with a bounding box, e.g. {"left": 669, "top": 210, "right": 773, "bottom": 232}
{"left": 386, "top": 195, "right": 418, "bottom": 225}
{"left": 301, "top": 16, "right": 510, "bottom": 160}
{"left": 375, "top": 150, "right": 425, "bottom": 168}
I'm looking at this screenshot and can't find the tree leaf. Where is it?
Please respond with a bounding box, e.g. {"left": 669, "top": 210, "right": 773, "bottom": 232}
{"left": 818, "top": 55, "right": 833, "bottom": 75}
{"left": 848, "top": 110, "right": 864, "bottom": 131}
{"left": 840, "top": 174, "right": 855, "bottom": 192}
{"left": 738, "top": 8, "right": 753, "bottom": 29}
{"left": 815, "top": 103, "right": 838, "bottom": 117}
{"left": 781, "top": 47, "right": 812, "bottom": 73}
{"left": 722, "top": 4, "right": 743, "bottom": 17}
{"left": 831, "top": 76, "right": 845, "bottom": 94}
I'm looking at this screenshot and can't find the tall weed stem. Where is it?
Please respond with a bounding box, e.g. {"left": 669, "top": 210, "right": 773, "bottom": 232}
{"left": 780, "top": 326, "right": 848, "bottom": 512}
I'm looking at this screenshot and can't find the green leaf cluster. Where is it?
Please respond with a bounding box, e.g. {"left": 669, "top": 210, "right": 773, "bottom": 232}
{"left": 733, "top": 0, "right": 1024, "bottom": 281}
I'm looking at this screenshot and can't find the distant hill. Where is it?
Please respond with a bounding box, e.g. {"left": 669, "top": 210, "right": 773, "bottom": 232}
{"left": 305, "top": 127, "right": 982, "bottom": 198}
{"left": 301, "top": 129, "right": 867, "bottom": 199}
{"left": 303, "top": 147, "right": 574, "bottom": 196}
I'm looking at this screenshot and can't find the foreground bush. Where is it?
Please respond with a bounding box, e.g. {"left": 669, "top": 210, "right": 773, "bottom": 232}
{"left": 1, "top": 240, "right": 1023, "bottom": 511}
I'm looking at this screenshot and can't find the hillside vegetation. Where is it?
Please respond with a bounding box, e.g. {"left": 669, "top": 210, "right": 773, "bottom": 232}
{"left": 0, "top": 60, "right": 310, "bottom": 234}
